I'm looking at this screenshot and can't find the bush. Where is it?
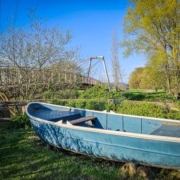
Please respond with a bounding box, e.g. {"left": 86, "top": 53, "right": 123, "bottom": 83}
{"left": 85, "top": 100, "right": 97, "bottom": 110}
{"left": 50, "top": 98, "right": 180, "bottom": 120}
{"left": 116, "top": 101, "right": 180, "bottom": 120}
{"left": 43, "top": 90, "right": 52, "bottom": 99}
{"left": 105, "top": 102, "right": 116, "bottom": 112}
{"left": 75, "top": 100, "right": 86, "bottom": 108}
{"left": 43, "top": 89, "right": 79, "bottom": 99}
{"left": 165, "top": 110, "right": 180, "bottom": 120}
{"left": 78, "top": 85, "right": 125, "bottom": 100}
{"left": 66, "top": 100, "right": 76, "bottom": 107}
{"left": 117, "top": 101, "right": 168, "bottom": 118}
{"left": 173, "top": 100, "right": 180, "bottom": 109}
{"left": 51, "top": 99, "right": 116, "bottom": 111}
{"left": 51, "top": 99, "right": 66, "bottom": 106}
{"left": 10, "top": 113, "right": 31, "bottom": 129}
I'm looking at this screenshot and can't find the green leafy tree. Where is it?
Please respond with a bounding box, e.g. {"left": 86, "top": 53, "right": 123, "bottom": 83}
{"left": 129, "top": 67, "right": 144, "bottom": 89}
{"left": 123, "top": 0, "right": 180, "bottom": 98}
{"left": 139, "top": 66, "right": 166, "bottom": 91}
{"left": 129, "top": 65, "right": 166, "bottom": 90}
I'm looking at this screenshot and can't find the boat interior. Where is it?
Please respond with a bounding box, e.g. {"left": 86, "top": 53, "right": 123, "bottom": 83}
{"left": 28, "top": 103, "right": 180, "bottom": 138}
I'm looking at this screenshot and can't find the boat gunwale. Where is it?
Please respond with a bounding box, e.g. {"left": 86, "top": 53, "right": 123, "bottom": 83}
{"left": 26, "top": 102, "right": 180, "bottom": 143}
{"left": 30, "top": 102, "right": 180, "bottom": 123}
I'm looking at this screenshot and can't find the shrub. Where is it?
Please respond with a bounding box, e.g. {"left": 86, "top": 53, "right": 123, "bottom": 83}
{"left": 78, "top": 85, "right": 125, "bottom": 100}
{"left": 51, "top": 99, "right": 113, "bottom": 111}
{"left": 66, "top": 100, "right": 76, "bottom": 107}
{"left": 84, "top": 100, "right": 94, "bottom": 110}
{"left": 105, "top": 102, "right": 116, "bottom": 112}
{"left": 51, "top": 99, "right": 66, "bottom": 105}
{"left": 10, "top": 113, "right": 31, "bottom": 129}
{"left": 173, "top": 100, "right": 180, "bottom": 110}
{"left": 43, "top": 90, "right": 52, "bottom": 99}
{"left": 117, "top": 101, "right": 167, "bottom": 118}
{"left": 165, "top": 111, "right": 180, "bottom": 120}
{"left": 50, "top": 98, "right": 180, "bottom": 120}
{"left": 116, "top": 101, "right": 180, "bottom": 120}
{"left": 75, "top": 100, "right": 86, "bottom": 108}
{"left": 43, "top": 89, "right": 79, "bottom": 99}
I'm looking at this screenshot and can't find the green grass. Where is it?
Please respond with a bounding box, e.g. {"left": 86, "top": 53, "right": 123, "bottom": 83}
{"left": 126, "top": 89, "right": 142, "bottom": 93}
{"left": 42, "top": 85, "right": 176, "bottom": 102}
{"left": 126, "top": 89, "right": 165, "bottom": 93}
{"left": 123, "top": 91, "right": 174, "bottom": 102}
{"left": 1, "top": 124, "right": 180, "bottom": 180}
{"left": 0, "top": 124, "right": 124, "bottom": 180}
{"left": 78, "top": 86, "right": 175, "bottom": 102}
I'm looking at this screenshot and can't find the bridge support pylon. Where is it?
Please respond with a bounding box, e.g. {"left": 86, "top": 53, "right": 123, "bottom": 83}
{"left": 87, "top": 56, "right": 111, "bottom": 92}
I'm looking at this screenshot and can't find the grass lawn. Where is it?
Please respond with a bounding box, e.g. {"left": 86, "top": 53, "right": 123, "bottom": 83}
{"left": 126, "top": 89, "right": 142, "bottom": 93}
{"left": 126, "top": 89, "right": 165, "bottom": 93}
{"left": 0, "top": 124, "right": 123, "bottom": 180}
{"left": 123, "top": 90, "right": 174, "bottom": 102}
{"left": 1, "top": 123, "right": 180, "bottom": 180}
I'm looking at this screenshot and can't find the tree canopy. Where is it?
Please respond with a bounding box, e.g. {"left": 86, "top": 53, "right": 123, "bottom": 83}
{"left": 129, "top": 66, "right": 166, "bottom": 90}
{"left": 129, "top": 67, "right": 143, "bottom": 89}
{"left": 123, "top": 0, "right": 180, "bottom": 98}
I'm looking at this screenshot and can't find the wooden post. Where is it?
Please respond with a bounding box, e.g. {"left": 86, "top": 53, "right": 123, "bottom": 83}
{"left": 22, "top": 105, "right": 27, "bottom": 115}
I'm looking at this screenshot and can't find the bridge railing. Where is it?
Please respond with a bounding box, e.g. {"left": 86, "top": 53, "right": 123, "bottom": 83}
{"left": 0, "top": 67, "right": 103, "bottom": 88}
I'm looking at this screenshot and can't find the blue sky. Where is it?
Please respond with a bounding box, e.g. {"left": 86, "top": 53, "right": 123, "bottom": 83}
{"left": 0, "top": 0, "right": 145, "bottom": 83}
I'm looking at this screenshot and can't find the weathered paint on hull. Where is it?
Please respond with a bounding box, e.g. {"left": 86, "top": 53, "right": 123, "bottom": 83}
{"left": 30, "top": 118, "right": 180, "bottom": 170}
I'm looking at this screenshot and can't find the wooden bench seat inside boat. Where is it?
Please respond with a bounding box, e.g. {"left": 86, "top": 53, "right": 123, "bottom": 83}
{"left": 150, "top": 125, "right": 180, "bottom": 138}
{"left": 70, "top": 116, "right": 97, "bottom": 125}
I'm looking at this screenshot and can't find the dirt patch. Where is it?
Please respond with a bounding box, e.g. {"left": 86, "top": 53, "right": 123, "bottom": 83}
{"left": 28, "top": 135, "right": 41, "bottom": 141}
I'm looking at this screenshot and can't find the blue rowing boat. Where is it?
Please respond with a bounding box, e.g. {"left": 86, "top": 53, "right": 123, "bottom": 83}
{"left": 26, "top": 102, "right": 180, "bottom": 169}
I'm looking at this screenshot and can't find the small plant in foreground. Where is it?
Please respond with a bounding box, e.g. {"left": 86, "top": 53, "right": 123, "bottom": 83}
{"left": 10, "top": 113, "right": 31, "bottom": 129}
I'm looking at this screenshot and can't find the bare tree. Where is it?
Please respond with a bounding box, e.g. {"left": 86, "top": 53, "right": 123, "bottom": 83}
{"left": 111, "top": 28, "right": 123, "bottom": 91}
{"left": 0, "top": 12, "right": 82, "bottom": 101}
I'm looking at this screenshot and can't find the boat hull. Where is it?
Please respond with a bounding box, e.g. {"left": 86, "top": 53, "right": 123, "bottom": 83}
{"left": 29, "top": 117, "right": 180, "bottom": 170}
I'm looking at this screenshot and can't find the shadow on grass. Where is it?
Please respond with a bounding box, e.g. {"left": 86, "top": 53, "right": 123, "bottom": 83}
{"left": 0, "top": 124, "right": 123, "bottom": 180}
{"left": 123, "top": 92, "right": 146, "bottom": 101}
{"left": 0, "top": 124, "right": 180, "bottom": 180}
{"left": 123, "top": 92, "right": 174, "bottom": 101}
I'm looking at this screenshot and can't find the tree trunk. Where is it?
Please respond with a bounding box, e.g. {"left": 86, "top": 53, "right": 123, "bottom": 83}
{"left": 165, "top": 64, "right": 171, "bottom": 94}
